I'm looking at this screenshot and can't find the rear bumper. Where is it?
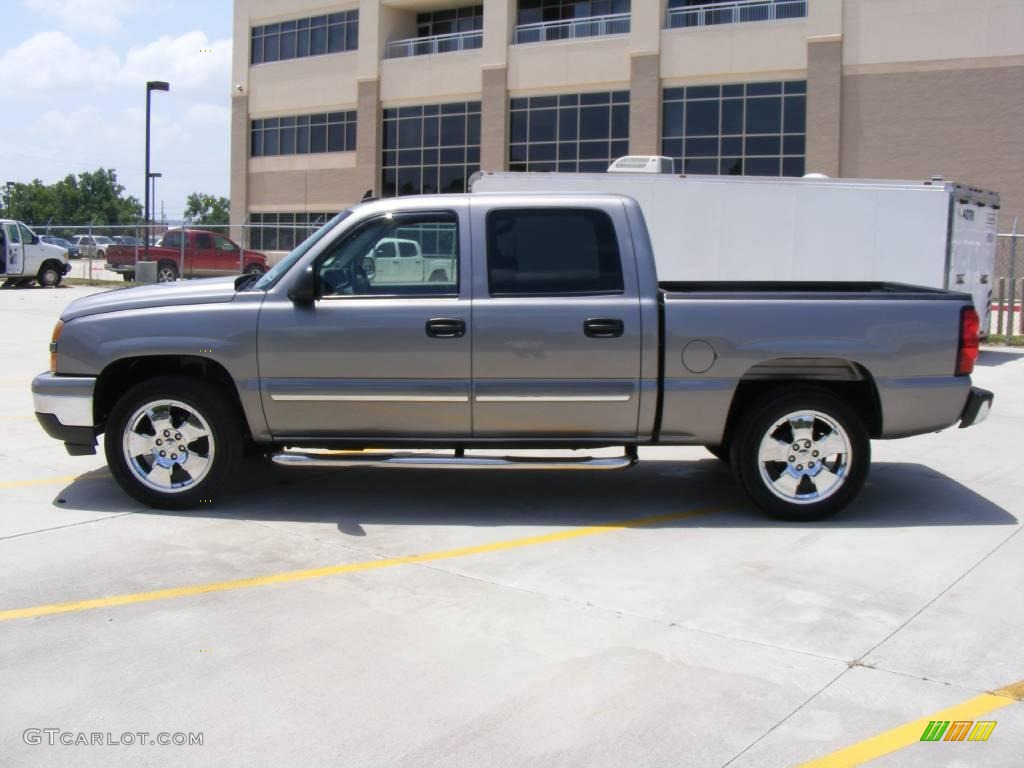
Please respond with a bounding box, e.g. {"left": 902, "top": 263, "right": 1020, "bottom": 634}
{"left": 32, "top": 372, "right": 98, "bottom": 455}
{"left": 959, "top": 386, "right": 994, "bottom": 429}
{"left": 106, "top": 263, "right": 134, "bottom": 273}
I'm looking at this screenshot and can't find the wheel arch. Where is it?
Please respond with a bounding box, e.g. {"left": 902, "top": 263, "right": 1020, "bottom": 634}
{"left": 721, "top": 358, "right": 883, "bottom": 449}
{"left": 94, "top": 355, "right": 251, "bottom": 438}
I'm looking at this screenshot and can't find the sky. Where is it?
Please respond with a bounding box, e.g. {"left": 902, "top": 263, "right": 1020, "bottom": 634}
{"left": 0, "top": 0, "right": 234, "bottom": 221}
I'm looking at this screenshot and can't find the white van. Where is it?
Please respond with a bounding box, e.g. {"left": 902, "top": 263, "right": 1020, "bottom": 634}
{"left": 471, "top": 160, "right": 1000, "bottom": 333}
{"left": 1, "top": 219, "right": 71, "bottom": 287}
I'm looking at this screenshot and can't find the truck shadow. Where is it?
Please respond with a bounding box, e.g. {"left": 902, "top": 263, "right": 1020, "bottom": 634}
{"left": 976, "top": 348, "right": 1024, "bottom": 367}
{"left": 52, "top": 459, "right": 1015, "bottom": 532}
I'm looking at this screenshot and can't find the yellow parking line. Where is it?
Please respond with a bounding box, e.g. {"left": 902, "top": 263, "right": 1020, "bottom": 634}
{"left": 798, "top": 679, "right": 1024, "bottom": 767}
{"left": 0, "top": 505, "right": 725, "bottom": 623}
{"left": 0, "top": 475, "right": 80, "bottom": 490}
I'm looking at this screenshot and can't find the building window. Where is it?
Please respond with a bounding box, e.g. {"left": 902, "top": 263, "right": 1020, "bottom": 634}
{"left": 509, "top": 91, "right": 629, "bottom": 173}
{"left": 251, "top": 10, "right": 358, "bottom": 65}
{"left": 250, "top": 112, "right": 357, "bottom": 157}
{"left": 666, "top": 0, "right": 807, "bottom": 29}
{"left": 249, "top": 212, "right": 336, "bottom": 251}
{"left": 417, "top": 6, "right": 483, "bottom": 36}
{"left": 515, "top": 0, "right": 630, "bottom": 42}
{"left": 381, "top": 101, "right": 482, "bottom": 197}
{"left": 661, "top": 81, "right": 806, "bottom": 177}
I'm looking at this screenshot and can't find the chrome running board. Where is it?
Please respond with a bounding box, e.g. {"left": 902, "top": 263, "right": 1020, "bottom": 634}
{"left": 271, "top": 450, "right": 637, "bottom": 471}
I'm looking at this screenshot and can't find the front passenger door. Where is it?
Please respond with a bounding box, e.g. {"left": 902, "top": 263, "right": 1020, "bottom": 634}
{"left": 258, "top": 205, "right": 472, "bottom": 438}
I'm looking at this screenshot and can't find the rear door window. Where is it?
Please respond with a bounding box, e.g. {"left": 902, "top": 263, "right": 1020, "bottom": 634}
{"left": 486, "top": 208, "right": 624, "bottom": 296}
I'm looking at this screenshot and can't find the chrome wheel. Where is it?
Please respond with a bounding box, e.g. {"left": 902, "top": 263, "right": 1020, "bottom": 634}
{"left": 121, "top": 400, "right": 215, "bottom": 494}
{"left": 757, "top": 410, "right": 851, "bottom": 505}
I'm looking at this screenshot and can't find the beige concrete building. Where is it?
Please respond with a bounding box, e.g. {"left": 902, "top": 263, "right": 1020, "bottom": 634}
{"left": 231, "top": 0, "right": 1024, "bottom": 252}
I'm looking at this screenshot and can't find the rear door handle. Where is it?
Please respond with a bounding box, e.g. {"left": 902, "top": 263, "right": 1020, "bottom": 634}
{"left": 426, "top": 318, "right": 466, "bottom": 338}
{"left": 584, "top": 318, "right": 624, "bottom": 338}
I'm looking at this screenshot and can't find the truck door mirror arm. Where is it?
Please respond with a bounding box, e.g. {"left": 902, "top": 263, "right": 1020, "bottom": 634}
{"left": 288, "top": 264, "right": 317, "bottom": 304}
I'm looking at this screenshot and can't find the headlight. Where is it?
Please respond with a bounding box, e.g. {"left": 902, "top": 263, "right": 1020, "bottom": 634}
{"left": 49, "top": 320, "right": 64, "bottom": 373}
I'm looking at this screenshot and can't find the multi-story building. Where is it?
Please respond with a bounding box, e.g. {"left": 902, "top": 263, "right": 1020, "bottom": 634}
{"left": 230, "top": 0, "right": 1024, "bottom": 252}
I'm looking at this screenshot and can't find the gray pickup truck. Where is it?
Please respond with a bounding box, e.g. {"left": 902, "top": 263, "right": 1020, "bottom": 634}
{"left": 32, "top": 193, "right": 992, "bottom": 520}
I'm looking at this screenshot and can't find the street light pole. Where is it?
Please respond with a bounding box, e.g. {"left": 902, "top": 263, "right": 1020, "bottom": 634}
{"left": 144, "top": 81, "right": 170, "bottom": 264}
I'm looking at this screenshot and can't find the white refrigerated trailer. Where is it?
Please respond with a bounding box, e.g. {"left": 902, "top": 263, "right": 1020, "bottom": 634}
{"left": 470, "top": 162, "right": 1000, "bottom": 333}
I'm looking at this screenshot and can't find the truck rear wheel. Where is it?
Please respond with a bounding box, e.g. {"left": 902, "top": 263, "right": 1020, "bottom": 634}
{"left": 105, "top": 376, "right": 242, "bottom": 509}
{"left": 731, "top": 388, "right": 869, "bottom": 521}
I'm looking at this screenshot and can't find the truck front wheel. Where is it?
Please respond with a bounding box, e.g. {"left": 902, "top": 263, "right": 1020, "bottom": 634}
{"left": 731, "top": 389, "right": 869, "bottom": 521}
{"left": 157, "top": 262, "right": 178, "bottom": 282}
{"left": 38, "top": 263, "right": 63, "bottom": 288}
{"left": 105, "top": 376, "right": 242, "bottom": 509}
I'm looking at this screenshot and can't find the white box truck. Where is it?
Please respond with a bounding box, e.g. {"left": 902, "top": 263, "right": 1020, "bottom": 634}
{"left": 470, "top": 160, "right": 1000, "bottom": 333}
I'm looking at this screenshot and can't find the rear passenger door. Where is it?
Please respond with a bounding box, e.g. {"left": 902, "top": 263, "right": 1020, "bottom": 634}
{"left": 470, "top": 202, "right": 643, "bottom": 438}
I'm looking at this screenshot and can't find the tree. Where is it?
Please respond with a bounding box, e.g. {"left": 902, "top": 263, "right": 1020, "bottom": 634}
{"left": 3, "top": 168, "right": 141, "bottom": 226}
{"left": 184, "top": 193, "right": 230, "bottom": 226}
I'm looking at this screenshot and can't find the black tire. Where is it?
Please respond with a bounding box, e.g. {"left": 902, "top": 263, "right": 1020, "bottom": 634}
{"left": 122, "top": 272, "right": 135, "bottom": 282}
{"left": 244, "top": 264, "right": 265, "bottom": 276}
{"left": 730, "top": 388, "right": 870, "bottom": 521}
{"left": 105, "top": 375, "right": 242, "bottom": 510}
{"left": 157, "top": 262, "right": 178, "bottom": 282}
{"left": 37, "top": 262, "right": 62, "bottom": 288}
{"left": 704, "top": 444, "right": 730, "bottom": 462}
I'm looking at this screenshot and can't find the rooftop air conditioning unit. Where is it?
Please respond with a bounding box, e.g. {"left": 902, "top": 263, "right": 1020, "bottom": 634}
{"left": 607, "top": 156, "right": 675, "bottom": 174}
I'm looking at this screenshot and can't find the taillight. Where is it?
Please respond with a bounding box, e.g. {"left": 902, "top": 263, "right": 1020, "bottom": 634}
{"left": 956, "top": 306, "right": 980, "bottom": 376}
{"left": 49, "top": 320, "right": 64, "bottom": 373}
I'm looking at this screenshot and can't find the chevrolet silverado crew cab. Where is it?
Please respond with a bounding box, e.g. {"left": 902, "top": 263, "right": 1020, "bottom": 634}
{"left": 105, "top": 228, "right": 268, "bottom": 282}
{"left": 32, "top": 193, "right": 993, "bottom": 520}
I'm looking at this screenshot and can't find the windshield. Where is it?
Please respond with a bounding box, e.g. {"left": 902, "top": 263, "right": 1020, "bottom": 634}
{"left": 254, "top": 209, "right": 352, "bottom": 290}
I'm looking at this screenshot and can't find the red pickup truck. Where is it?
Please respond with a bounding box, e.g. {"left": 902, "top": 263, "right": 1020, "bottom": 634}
{"left": 106, "top": 229, "right": 268, "bottom": 282}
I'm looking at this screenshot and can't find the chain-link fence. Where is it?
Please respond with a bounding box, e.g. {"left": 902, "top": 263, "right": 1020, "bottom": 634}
{"left": 991, "top": 231, "right": 1023, "bottom": 337}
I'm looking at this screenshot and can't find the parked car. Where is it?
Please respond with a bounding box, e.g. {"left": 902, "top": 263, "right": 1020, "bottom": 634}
{"left": 105, "top": 229, "right": 268, "bottom": 281}
{"left": 2, "top": 219, "right": 71, "bottom": 287}
{"left": 40, "top": 235, "right": 81, "bottom": 259}
{"left": 70, "top": 234, "right": 114, "bottom": 260}
{"left": 33, "top": 192, "right": 991, "bottom": 519}
{"left": 111, "top": 235, "right": 144, "bottom": 247}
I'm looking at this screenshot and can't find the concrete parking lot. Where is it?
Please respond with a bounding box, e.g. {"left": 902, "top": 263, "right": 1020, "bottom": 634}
{"left": 1, "top": 285, "right": 1022, "bottom": 767}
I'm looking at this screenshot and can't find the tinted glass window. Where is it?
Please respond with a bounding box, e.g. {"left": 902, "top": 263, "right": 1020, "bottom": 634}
{"left": 162, "top": 232, "right": 182, "bottom": 248}
{"left": 487, "top": 209, "right": 623, "bottom": 296}
{"left": 195, "top": 233, "right": 213, "bottom": 249}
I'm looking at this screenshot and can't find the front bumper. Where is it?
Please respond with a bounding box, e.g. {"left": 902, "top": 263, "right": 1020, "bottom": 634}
{"left": 32, "top": 372, "right": 98, "bottom": 455}
{"left": 61, "top": 262, "right": 72, "bottom": 275}
{"left": 959, "top": 386, "right": 994, "bottom": 429}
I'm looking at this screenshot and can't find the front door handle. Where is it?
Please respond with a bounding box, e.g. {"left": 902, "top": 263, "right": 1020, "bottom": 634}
{"left": 584, "top": 318, "right": 624, "bottom": 338}
{"left": 426, "top": 318, "right": 466, "bottom": 338}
